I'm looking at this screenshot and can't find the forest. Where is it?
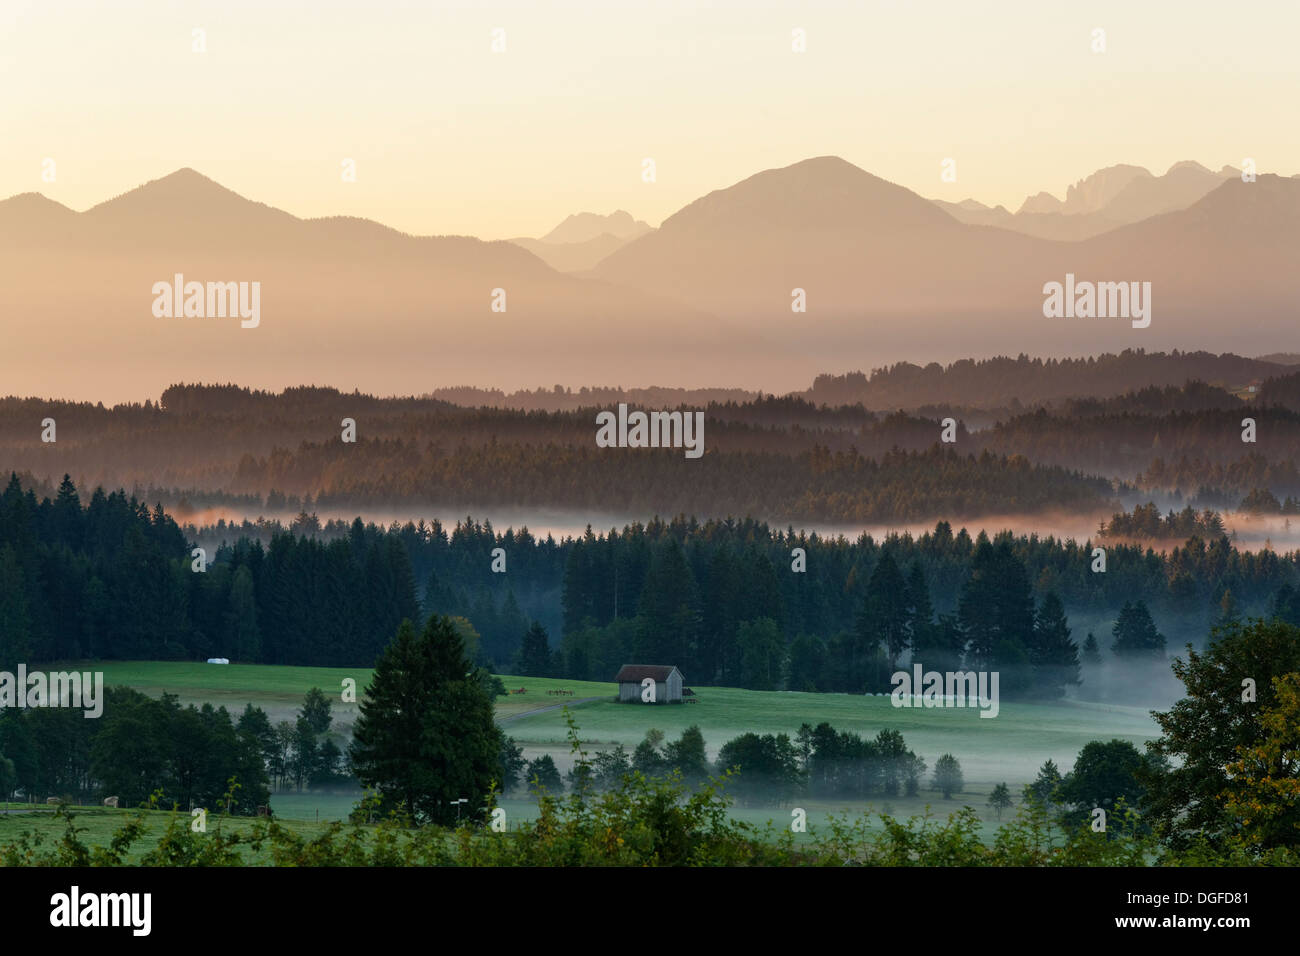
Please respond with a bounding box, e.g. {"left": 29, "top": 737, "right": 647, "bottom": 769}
{"left": 8, "top": 361, "right": 1300, "bottom": 526}
{"left": 4, "top": 474, "right": 1299, "bottom": 692}
{"left": 805, "top": 350, "right": 1288, "bottom": 410}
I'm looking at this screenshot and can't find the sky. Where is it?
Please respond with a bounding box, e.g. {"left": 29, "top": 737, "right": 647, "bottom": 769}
{"left": 1, "top": 0, "right": 1297, "bottom": 238}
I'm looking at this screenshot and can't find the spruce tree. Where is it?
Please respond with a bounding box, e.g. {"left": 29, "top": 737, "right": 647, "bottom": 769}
{"left": 856, "top": 551, "right": 910, "bottom": 674}
{"left": 0, "top": 545, "right": 33, "bottom": 670}
{"left": 1030, "top": 591, "right": 1081, "bottom": 699}
{"left": 1081, "top": 632, "right": 1102, "bottom": 666}
{"left": 300, "top": 687, "right": 332, "bottom": 735}
{"left": 515, "top": 621, "right": 553, "bottom": 677}
{"left": 958, "top": 539, "right": 1036, "bottom": 692}
{"left": 1111, "top": 600, "right": 1166, "bottom": 659}
{"left": 904, "top": 561, "right": 935, "bottom": 654}
{"left": 637, "top": 538, "right": 699, "bottom": 666}
{"left": 988, "top": 782, "right": 1013, "bottom": 819}
{"left": 349, "top": 615, "right": 502, "bottom": 825}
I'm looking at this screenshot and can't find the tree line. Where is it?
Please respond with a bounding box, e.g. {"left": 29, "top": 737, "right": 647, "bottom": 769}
{"left": 5, "top": 474, "right": 1300, "bottom": 685}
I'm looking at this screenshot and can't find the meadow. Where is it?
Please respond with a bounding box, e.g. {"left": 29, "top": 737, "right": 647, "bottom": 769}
{"left": 29, "top": 661, "right": 1161, "bottom": 833}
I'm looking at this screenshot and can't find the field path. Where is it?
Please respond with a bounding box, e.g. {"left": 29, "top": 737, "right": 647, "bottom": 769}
{"left": 497, "top": 696, "right": 602, "bottom": 724}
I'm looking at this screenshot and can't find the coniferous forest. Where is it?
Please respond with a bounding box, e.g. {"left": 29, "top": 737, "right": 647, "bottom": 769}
{"left": 4, "top": 472, "right": 1298, "bottom": 699}
{"left": 7, "top": 360, "right": 1300, "bottom": 528}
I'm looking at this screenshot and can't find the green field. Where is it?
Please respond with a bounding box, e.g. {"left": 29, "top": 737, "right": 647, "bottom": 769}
{"left": 500, "top": 685, "right": 1159, "bottom": 785}
{"left": 39, "top": 661, "right": 1161, "bottom": 831}
{"left": 63, "top": 660, "right": 376, "bottom": 735}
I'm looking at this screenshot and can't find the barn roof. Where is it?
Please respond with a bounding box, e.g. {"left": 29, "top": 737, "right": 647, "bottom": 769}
{"left": 615, "top": 664, "right": 680, "bottom": 682}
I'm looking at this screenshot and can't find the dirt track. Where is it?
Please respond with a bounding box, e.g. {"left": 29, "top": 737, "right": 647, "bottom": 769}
{"left": 496, "top": 696, "right": 602, "bottom": 724}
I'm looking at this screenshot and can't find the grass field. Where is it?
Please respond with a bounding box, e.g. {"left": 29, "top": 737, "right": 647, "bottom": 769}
{"left": 58, "top": 660, "right": 376, "bottom": 735}
{"left": 34, "top": 661, "right": 1161, "bottom": 832}
{"left": 491, "top": 675, "right": 619, "bottom": 717}
{"left": 500, "top": 686, "right": 1159, "bottom": 785}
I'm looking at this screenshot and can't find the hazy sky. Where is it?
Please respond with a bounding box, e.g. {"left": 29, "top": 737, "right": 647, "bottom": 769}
{"left": 2, "top": 0, "right": 1296, "bottom": 238}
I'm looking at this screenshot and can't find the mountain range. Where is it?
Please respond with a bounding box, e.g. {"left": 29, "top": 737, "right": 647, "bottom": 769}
{"left": 507, "top": 210, "right": 653, "bottom": 272}
{"left": 2, "top": 158, "right": 1297, "bottom": 402}
{"left": 931, "top": 161, "right": 1241, "bottom": 240}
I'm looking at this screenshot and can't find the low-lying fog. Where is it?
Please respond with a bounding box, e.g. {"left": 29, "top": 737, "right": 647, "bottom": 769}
{"left": 182, "top": 504, "right": 1300, "bottom": 554}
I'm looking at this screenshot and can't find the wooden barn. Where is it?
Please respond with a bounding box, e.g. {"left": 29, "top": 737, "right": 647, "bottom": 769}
{"left": 615, "top": 664, "right": 683, "bottom": 703}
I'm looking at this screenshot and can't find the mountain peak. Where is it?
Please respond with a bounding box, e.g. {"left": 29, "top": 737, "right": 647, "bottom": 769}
{"left": 0, "top": 191, "right": 75, "bottom": 215}
{"left": 1166, "top": 160, "right": 1213, "bottom": 175}
{"left": 0, "top": 192, "right": 78, "bottom": 235}
{"left": 84, "top": 168, "right": 297, "bottom": 228}
{"left": 541, "top": 209, "right": 651, "bottom": 244}
{"left": 1062, "top": 164, "right": 1153, "bottom": 214}
{"left": 660, "top": 155, "right": 954, "bottom": 232}
{"left": 1017, "top": 191, "right": 1064, "bottom": 215}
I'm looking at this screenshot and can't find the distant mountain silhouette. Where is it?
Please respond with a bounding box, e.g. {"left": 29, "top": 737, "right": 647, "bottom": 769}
{"left": 508, "top": 233, "right": 632, "bottom": 273}
{"left": 0, "top": 171, "right": 753, "bottom": 402}
{"left": 541, "top": 210, "right": 651, "bottom": 244}
{"left": 595, "top": 159, "right": 1300, "bottom": 369}
{"left": 3, "top": 159, "right": 1298, "bottom": 400}
{"left": 936, "top": 161, "right": 1240, "bottom": 240}
{"left": 658, "top": 155, "right": 957, "bottom": 232}
{"left": 506, "top": 210, "right": 653, "bottom": 272}
{"left": 1039, "top": 164, "right": 1152, "bottom": 215}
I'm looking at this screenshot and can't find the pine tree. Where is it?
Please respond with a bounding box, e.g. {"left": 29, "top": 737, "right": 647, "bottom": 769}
{"left": 904, "top": 560, "right": 936, "bottom": 654}
{"left": 856, "top": 551, "right": 910, "bottom": 673}
{"left": 786, "top": 634, "right": 824, "bottom": 692}
{"left": 561, "top": 535, "right": 595, "bottom": 635}
{"left": 1030, "top": 591, "right": 1080, "bottom": 699}
{"left": 291, "top": 717, "right": 318, "bottom": 791}
{"left": 1212, "top": 587, "right": 1239, "bottom": 634}
{"left": 237, "top": 703, "right": 277, "bottom": 771}
{"left": 1111, "top": 600, "right": 1166, "bottom": 659}
{"left": 225, "top": 565, "right": 261, "bottom": 662}
{"left": 52, "top": 475, "right": 82, "bottom": 547}
{"left": 703, "top": 547, "right": 741, "bottom": 684}
{"left": 737, "top": 617, "right": 783, "bottom": 691}
{"left": 300, "top": 687, "right": 332, "bottom": 736}
{"left": 1081, "top": 632, "right": 1102, "bottom": 666}
{"left": 988, "top": 782, "right": 1013, "bottom": 819}
{"left": 958, "top": 540, "right": 1036, "bottom": 693}
{"left": 515, "top": 621, "right": 553, "bottom": 677}
{"left": 349, "top": 616, "right": 502, "bottom": 825}
{"left": 1024, "top": 759, "right": 1063, "bottom": 805}
{"left": 637, "top": 538, "right": 699, "bottom": 666}
{"left": 0, "top": 545, "right": 33, "bottom": 670}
